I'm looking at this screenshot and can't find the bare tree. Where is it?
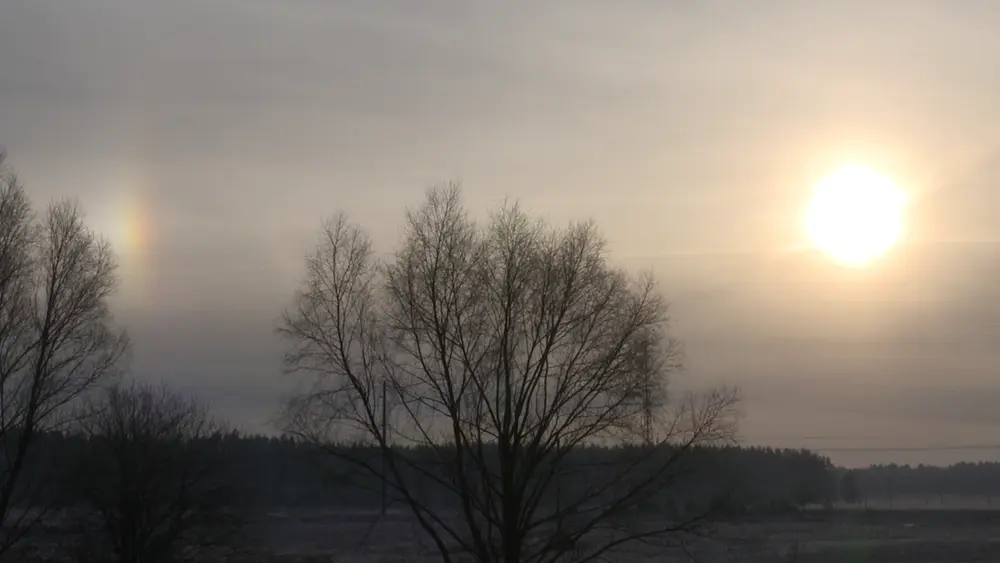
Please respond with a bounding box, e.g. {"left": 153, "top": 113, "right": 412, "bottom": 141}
{"left": 68, "top": 381, "right": 240, "bottom": 563}
{"left": 279, "top": 185, "right": 740, "bottom": 563}
{"left": 0, "top": 152, "right": 129, "bottom": 555}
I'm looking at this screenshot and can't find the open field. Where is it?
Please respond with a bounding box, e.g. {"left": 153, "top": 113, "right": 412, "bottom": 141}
{"left": 232, "top": 507, "right": 1000, "bottom": 562}
{"left": 17, "top": 506, "right": 1000, "bottom": 562}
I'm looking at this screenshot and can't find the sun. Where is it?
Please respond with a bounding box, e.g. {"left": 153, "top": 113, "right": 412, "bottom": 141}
{"left": 804, "top": 164, "right": 908, "bottom": 268}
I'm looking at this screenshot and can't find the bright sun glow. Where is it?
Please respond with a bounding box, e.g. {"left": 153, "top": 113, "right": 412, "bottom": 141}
{"left": 804, "top": 164, "right": 908, "bottom": 268}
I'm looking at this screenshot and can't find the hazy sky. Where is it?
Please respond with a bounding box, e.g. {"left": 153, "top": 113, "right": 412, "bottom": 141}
{"left": 3, "top": 0, "right": 1000, "bottom": 466}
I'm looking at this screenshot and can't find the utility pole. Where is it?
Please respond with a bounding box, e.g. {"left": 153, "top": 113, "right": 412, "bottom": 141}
{"left": 381, "top": 379, "right": 388, "bottom": 517}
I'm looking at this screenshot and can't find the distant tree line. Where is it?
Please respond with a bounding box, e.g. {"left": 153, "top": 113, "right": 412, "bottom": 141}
{"left": 10, "top": 432, "right": 838, "bottom": 514}
{"left": 839, "top": 462, "right": 1000, "bottom": 506}
{"left": 33, "top": 429, "right": 1000, "bottom": 530}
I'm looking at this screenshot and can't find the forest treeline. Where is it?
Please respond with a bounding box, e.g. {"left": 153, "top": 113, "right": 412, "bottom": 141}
{"left": 23, "top": 430, "right": 1000, "bottom": 514}
{"left": 22, "top": 431, "right": 835, "bottom": 512}
{"left": 841, "top": 462, "right": 1000, "bottom": 505}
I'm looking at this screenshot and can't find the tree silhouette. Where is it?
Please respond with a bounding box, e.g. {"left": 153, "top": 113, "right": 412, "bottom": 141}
{"left": 68, "top": 382, "right": 241, "bottom": 563}
{"left": 279, "top": 185, "right": 740, "bottom": 563}
{"left": 0, "top": 152, "right": 129, "bottom": 555}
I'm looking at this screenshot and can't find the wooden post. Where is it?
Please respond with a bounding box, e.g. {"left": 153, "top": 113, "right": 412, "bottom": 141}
{"left": 381, "top": 379, "right": 388, "bottom": 517}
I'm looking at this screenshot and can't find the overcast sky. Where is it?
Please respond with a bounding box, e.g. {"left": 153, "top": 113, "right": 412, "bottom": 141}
{"left": 2, "top": 0, "right": 1000, "bottom": 466}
